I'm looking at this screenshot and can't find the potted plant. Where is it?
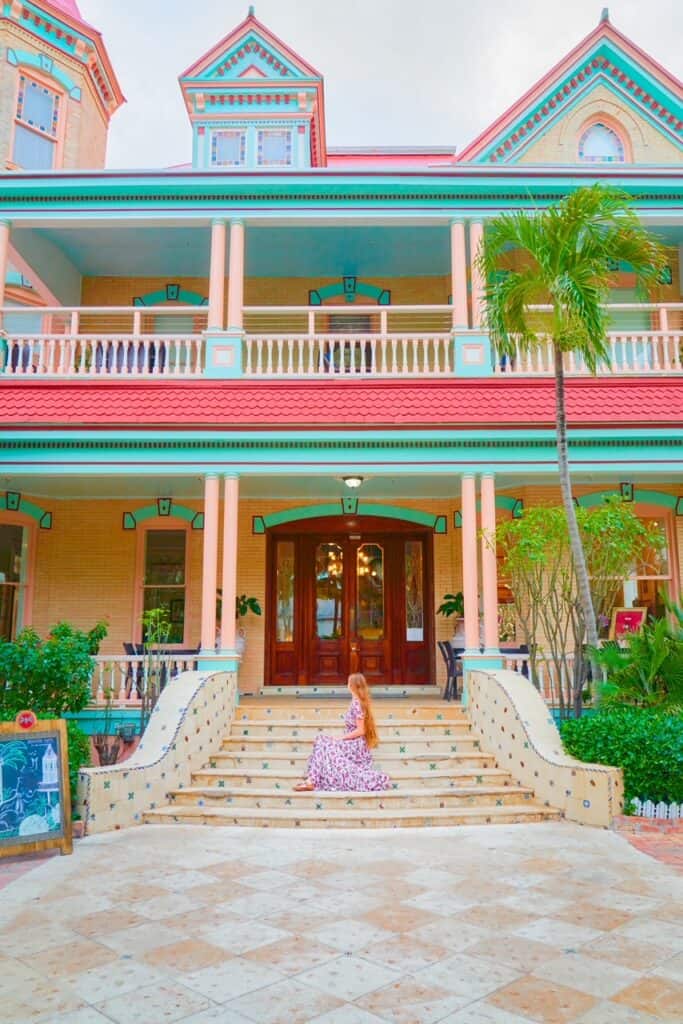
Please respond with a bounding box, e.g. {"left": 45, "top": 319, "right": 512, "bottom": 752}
{"left": 437, "top": 592, "right": 465, "bottom": 647}
{"left": 235, "top": 594, "right": 262, "bottom": 657}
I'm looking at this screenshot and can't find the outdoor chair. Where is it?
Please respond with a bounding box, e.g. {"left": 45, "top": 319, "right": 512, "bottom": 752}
{"left": 438, "top": 641, "right": 463, "bottom": 701}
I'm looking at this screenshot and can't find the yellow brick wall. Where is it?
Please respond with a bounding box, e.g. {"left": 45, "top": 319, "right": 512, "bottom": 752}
{"left": 518, "top": 84, "right": 682, "bottom": 164}
{"left": 0, "top": 22, "right": 109, "bottom": 170}
{"left": 81, "top": 275, "right": 450, "bottom": 307}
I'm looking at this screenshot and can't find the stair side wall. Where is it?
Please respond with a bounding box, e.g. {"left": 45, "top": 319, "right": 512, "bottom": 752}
{"left": 77, "top": 670, "right": 237, "bottom": 835}
{"left": 468, "top": 669, "right": 623, "bottom": 827}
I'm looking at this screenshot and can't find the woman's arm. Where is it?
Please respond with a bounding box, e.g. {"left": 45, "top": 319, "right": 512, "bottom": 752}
{"left": 340, "top": 710, "right": 366, "bottom": 741}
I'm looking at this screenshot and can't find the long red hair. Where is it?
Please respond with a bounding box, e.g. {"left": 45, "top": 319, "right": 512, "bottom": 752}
{"left": 348, "top": 673, "right": 379, "bottom": 748}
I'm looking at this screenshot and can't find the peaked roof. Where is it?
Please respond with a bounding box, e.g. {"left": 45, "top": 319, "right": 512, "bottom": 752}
{"left": 458, "top": 12, "right": 683, "bottom": 163}
{"left": 180, "top": 10, "right": 323, "bottom": 82}
{"left": 45, "top": 0, "right": 83, "bottom": 20}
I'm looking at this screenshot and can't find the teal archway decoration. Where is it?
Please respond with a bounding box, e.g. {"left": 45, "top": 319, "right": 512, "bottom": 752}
{"left": 123, "top": 500, "right": 204, "bottom": 530}
{"left": 6, "top": 49, "right": 81, "bottom": 100}
{"left": 576, "top": 488, "right": 682, "bottom": 514}
{"left": 309, "top": 278, "right": 391, "bottom": 306}
{"left": 133, "top": 284, "right": 208, "bottom": 307}
{"left": 0, "top": 492, "right": 51, "bottom": 529}
{"left": 454, "top": 495, "right": 523, "bottom": 527}
{"left": 252, "top": 501, "right": 446, "bottom": 534}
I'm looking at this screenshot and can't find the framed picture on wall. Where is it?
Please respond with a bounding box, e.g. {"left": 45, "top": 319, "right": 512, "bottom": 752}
{"left": 609, "top": 607, "right": 647, "bottom": 641}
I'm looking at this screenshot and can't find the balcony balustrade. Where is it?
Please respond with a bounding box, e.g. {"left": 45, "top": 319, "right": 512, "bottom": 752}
{"left": 1, "top": 302, "right": 681, "bottom": 380}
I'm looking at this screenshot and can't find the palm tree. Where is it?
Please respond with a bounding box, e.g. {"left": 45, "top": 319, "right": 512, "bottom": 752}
{"left": 477, "top": 184, "right": 665, "bottom": 659}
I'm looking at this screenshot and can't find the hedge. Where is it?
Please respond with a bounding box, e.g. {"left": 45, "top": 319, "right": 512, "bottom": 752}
{"left": 561, "top": 708, "right": 683, "bottom": 806}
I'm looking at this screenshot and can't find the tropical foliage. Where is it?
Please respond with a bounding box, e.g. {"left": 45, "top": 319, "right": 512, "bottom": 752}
{"left": 479, "top": 185, "right": 665, "bottom": 657}
{"left": 561, "top": 708, "right": 683, "bottom": 806}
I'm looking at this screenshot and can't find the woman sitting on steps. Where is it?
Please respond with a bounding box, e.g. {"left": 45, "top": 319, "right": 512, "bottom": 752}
{"left": 294, "top": 672, "right": 391, "bottom": 792}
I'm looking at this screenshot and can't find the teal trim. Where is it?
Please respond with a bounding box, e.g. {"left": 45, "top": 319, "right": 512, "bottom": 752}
{"left": 133, "top": 285, "right": 207, "bottom": 306}
{"left": 204, "top": 330, "right": 244, "bottom": 378}
{"left": 260, "top": 501, "right": 443, "bottom": 532}
{"left": 309, "top": 279, "right": 391, "bottom": 305}
{"left": 453, "top": 332, "right": 493, "bottom": 377}
{"left": 0, "top": 492, "right": 51, "bottom": 528}
{"left": 6, "top": 48, "right": 82, "bottom": 100}
{"left": 252, "top": 516, "right": 266, "bottom": 535}
{"left": 576, "top": 488, "right": 679, "bottom": 511}
{"left": 122, "top": 502, "right": 204, "bottom": 530}
{"left": 454, "top": 496, "right": 523, "bottom": 527}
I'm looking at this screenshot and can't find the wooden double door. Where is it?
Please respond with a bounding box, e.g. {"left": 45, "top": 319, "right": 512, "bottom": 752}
{"left": 266, "top": 516, "right": 433, "bottom": 686}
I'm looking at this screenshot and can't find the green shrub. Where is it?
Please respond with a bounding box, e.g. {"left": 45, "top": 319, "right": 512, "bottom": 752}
{"left": 561, "top": 708, "right": 683, "bottom": 806}
{"left": 66, "top": 721, "right": 91, "bottom": 816}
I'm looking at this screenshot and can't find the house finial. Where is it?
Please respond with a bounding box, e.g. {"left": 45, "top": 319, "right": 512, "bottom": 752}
{"left": 248, "top": 4, "right": 255, "bottom": 15}
{"left": 600, "top": 7, "right": 610, "bottom": 21}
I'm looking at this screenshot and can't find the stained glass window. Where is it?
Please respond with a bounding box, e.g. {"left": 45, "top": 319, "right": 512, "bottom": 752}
{"left": 315, "top": 543, "right": 343, "bottom": 639}
{"left": 357, "top": 544, "right": 384, "bottom": 640}
{"left": 257, "top": 128, "right": 292, "bottom": 166}
{"left": 276, "top": 540, "right": 295, "bottom": 642}
{"left": 578, "top": 123, "right": 625, "bottom": 163}
{"left": 13, "top": 76, "right": 60, "bottom": 169}
{"left": 211, "top": 130, "right": 246, "bottom": 167}
{"left": 404, "top": 541, "right": 424, "bottom": 642}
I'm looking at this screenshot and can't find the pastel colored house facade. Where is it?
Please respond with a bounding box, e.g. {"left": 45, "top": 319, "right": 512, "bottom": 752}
{"left": 0, "top": 3, "right": 681, "bottom": 701}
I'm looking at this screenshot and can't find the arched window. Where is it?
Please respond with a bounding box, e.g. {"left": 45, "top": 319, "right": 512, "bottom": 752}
{"left": 578, "top": 122, "right": 625, "bottom": 163}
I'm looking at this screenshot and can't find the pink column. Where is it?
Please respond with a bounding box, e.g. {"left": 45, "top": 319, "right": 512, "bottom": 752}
{"left": 227, "top": 220, "right": 245, "bottom": 330}
{"left": 481, "top": 474, "right": 499, "bottom": 653}
{"left": 0, "top": 221, "right": 10, "bottom": 326}
{"left": 461, "top": 474, "right": 479, "bottom": 651}
{"left": 469, "top": 221, "right": 485, "bottom": 329}
{"left": 208, "top": 219, "right": 226, "bottom": 330}
{"left": 200, "top": 474, "right": 220, "bottom": 651}
{"left": 450, "top": 219, "right": 468, "bottom": 329}
{"left": 220, "top": 475, "right": 239, "bottom": 652}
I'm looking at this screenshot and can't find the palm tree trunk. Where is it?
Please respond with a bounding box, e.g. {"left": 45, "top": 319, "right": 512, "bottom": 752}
{"left": 553, "top": 345, "right": 600, "bottom": 710}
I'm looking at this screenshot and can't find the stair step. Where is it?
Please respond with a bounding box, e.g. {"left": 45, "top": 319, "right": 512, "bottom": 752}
{"left": 258, "top": 686, "right": 443, "bottom": 698}
{"left": 230, "top": 722, "right": 471, "bottom": 737}
{"left": 209, "top": 751, "right": 497, "bottom": 770}
{"left": 168, "top": 785, "right": 536, "bottom": 809}
{"left": 191, "top": 766, "right": 515, "bottom": 788}
{"left": 235, "top": 704, "right": 466, "bottom": 722}
{"left": 144, "top": 803, "right": 562, "bottom": 828}
{"left": 221, "top": 735, "right": 480, "bottom": 754}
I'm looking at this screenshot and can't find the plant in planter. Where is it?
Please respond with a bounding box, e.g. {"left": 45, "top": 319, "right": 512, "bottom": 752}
{"left": 92, "top": 687, "right": 121, "bottom": 766}
{"left": 437, "top": 592, "right": 465, "bottom": 646}
{"left": 235, "top": 594, "right": 262, "bottom": 657}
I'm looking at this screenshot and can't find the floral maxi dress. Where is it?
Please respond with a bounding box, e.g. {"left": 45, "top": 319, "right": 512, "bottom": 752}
{"left": 305, "top": 698, "right": 391, "bottom": 791}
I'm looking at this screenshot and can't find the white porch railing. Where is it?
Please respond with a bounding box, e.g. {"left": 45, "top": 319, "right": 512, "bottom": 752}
{"left": 1, "top": 305, "right": 207, "bottom": 378}
{"left": 90, "top": 654, "right": 198, "bottom": 705}
{"left": 243, "top": 304, "right": 454, "bottom": 378}
{"left": 494, "top": 303, "right": 683, "bottom": 376}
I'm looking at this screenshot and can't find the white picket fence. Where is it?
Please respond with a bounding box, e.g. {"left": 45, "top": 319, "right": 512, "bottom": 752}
{"left": 630, "top": 799, "right": 682, "bottom": 820}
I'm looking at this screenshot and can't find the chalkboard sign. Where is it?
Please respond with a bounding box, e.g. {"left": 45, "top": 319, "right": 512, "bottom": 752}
{"left": 0, "top": 718, "right": 72, "bottom": 858}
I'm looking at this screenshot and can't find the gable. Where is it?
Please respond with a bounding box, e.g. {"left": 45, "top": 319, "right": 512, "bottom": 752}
{"left": 459, "top": 16, "right": 682, "bottom": 164}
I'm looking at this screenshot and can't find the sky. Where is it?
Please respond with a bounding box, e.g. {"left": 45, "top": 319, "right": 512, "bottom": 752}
{"left": 78, "top": 0, "right": 683, "bottom": 169}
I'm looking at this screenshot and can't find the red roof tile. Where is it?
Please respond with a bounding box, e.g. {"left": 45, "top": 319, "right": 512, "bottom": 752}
{"left": 0, "top": 377, "right": 681, "bottom": 430}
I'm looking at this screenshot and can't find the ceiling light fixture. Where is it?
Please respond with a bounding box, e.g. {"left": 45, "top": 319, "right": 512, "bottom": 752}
{"left": 343, "top": 475, "right": 364, "bottom": 489}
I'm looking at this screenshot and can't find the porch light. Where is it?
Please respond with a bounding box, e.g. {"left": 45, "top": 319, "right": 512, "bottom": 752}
{"left": 343, "top": 476, "right": 364, "bottom": 489}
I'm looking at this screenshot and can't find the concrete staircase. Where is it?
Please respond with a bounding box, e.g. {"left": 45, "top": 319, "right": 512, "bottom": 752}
{"left": 144, "top": 698, "right": 561, "bottom": 829}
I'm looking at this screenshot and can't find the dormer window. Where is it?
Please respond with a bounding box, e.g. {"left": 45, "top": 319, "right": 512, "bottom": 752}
{"left": 578, "top": 122, "right": 625, "bottom": 163}
{"left": 13, "top": 75, "right": 61, "bottom": 169}
{"left": 257, "top": 128, "right": 293, "bottom": 167}
{"left": 211, "top": 129, "right": 246, "bottom": 167}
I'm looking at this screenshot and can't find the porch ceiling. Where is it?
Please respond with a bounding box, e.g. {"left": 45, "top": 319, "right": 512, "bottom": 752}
{"left": 13, "top": 223, "right": 451, "bottom": 279}
{"left": 3, "top": 471, "right": 681, "bottom": 502}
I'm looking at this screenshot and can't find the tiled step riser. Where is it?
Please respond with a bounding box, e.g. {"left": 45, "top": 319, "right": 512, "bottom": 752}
{"left": 231, "top": 723, "right": 472, "bottom": 738}
{"left": 169, "top": 789, "right": 535, "bottom": 810}
{"left": 211, "top": 754, "right": 497, "bottom": 770}
{"left": 192, "top": 769, "right": 515, "bottom": 789}
{"left": 236, "top": 710, "right": 468, "bottom": 723}
{"left": 222, "top": 738, "right": 481, "bottom": 754}
{"left": 145, "top": 809, "right": 561, "bottom": 828}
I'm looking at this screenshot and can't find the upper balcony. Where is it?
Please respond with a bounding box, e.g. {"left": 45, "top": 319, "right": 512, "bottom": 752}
{"left": 2, "top": 300, "right": 682, "bottom": 380}
{"left": 1, "top": 217, "right": 682, "bottom": 383}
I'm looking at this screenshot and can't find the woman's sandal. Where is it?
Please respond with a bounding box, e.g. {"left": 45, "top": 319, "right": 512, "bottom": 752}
{"left": 293, "top": 781, "right": 315, "bottom": 792}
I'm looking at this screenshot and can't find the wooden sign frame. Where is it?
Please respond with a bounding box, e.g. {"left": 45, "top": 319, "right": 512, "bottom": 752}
{"left": 0, "top": 718, "right": 73, "bottom": 858}
{"left": 609, "top": 607, "right": 647, "bottom": 641}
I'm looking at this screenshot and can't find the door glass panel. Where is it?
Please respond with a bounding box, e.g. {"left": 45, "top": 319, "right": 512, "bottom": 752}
{"left": 0, "top": 524, "right": 24, "bottom": 641}
{"left": 357, "top": 543, "right": 384, "bottom": 640}
{"left": 316, "top": 543, "right": 343, "bottom": 639}
{"left": 405, "top": 540, "right": 424, "bottom": 641}
{"left": 276, "top": 540, "right": 295, "bottom": 642}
